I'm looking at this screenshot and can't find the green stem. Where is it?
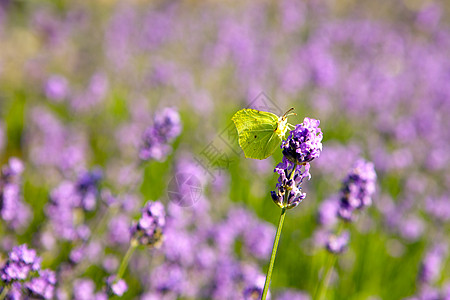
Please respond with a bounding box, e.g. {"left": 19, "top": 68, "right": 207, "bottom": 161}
{"left": 116, "top": 241, "right": 137, "bottom": 280}
{"left": 314, "top": 221, "right": 344, "bottom": 300}
{"left": 0, "top": 286, "right": 9, "bottom": 300}
{"left": 289, "top": 163, "right": 298, "bottom": 181}
{"left": 314, "top": 253, "right": 337, "bottom": 300}
{"left": 261, "top": 207, "right": 287, "bottom": 300}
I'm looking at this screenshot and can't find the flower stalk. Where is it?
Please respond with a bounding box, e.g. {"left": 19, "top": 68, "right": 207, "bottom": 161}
{"left": 261, "top": 207, "right": 286, "bottom": 300}
{"left": 262, "top": 117, "right": 323, "bottom": 299}
{"left": 314, "top": 252, "right": 337, "bottom": 300}
{"left": 116, "top": 240, "right": 138, "bottom": 281}
{"left": 0, "top": 286, "right": 9, "bottom": 300}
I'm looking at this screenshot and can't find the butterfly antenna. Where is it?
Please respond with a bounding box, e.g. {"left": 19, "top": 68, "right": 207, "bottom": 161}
{"left": 283, "top": 108, "right": 296, "bottom": 119}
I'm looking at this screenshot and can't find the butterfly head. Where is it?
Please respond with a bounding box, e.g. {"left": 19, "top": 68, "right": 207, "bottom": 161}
{"left": 276, "top": 108, "right": 296, "bottom": 138}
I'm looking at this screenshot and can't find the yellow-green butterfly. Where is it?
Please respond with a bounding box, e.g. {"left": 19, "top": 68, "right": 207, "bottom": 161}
{"left": 232, "top": 108, "right": 296, "bottom": 160}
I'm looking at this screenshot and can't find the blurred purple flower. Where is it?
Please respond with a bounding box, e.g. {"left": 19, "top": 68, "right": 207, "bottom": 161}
{"left": 46, "top": 169, "right": 102, "bottom": 241}
{"left": 107, "top": 275, "right": 128, "bottom": 297}
{"left": 75, "top": 168, "right": 102, "bottom": 211}
{"left": 399, "top": 215, "right": 425, "bottom": 242}
{"left": 3, "top": 282, "right": 22, "bottom": 300}
{"left": 24, "top": 269, "right": 56, "bottom": 299}
{"left": 0, "top": 158, "right": 31, "bottom": 230}
{"left": 69, "top": 246, "right": 84, "bottom": 264}
{"left": 73, "top": 278, "right": 107, "bottom": 300}
{"left": 108, "top": 214, "right": 131, "bottom": 245}
{"left": 70, "top": 73, "right": 109, "bottom": 112}
{"left": 0, "top": 244, "right": 41, "bottom": 283}
{"left": 131, "top": 201, "right": 166, "bottom": 247}
{"left": 279, "top": 0, "right": 305, "bottom": 33}
{"left": 315, "top": 142, "right": 361, "bottom": 179}
{"left": 149, "top": 263, "right": 186, "bottom": 296}
{"left": 338, "top": 159, "right": 376, "bottom": 221}
{"left": 104, "top": 4, "right": 137, "bottom": 71}
{"left": 210, "top": 257, "right": 246, "bottom": 300}
{"left": 243, "top": 220, "right": 275, "bottom": 260}
{"left": 418, "top": 243, "right": 448, "bottom": 285}
{"left": 424, "top": 196, "right": 450, "bottom": 223}
{"left": 139, "top": 107, "right": 182, "bottom": 162}
{"left": 326, "top": 231, "right": 350, "bottom": 254}
{"left": 28, "top": 107, "right": 88, "bottom": 174}
{"left": 317, "top": 196, "right": 340, "bottom": 228}
{"left": 416, "top": 3, "right": 442, "bottom": 32}
{"left": 102, "top": 255, "right": 119, "bottom": 274}
{"left": 243, "top": 274, "right": 267, "bottom": 300}
{"left": 162, "top": 227, "right": 195, "bottom": 266}
{"left": 44, "top": 75, "right": 69, "bottom": 102}
{"left": 141, "top": 6, "right": 175, "bottom": 50}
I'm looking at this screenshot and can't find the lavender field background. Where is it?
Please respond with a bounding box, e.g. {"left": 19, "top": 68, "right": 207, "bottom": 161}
{"left": 0, "top": 0, "right": 450, "bottom": 299}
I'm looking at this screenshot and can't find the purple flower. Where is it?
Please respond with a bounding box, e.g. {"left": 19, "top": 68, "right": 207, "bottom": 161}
{"left": 326, "top": 231, "right": 350, "bottom": 254}
{"left": 0, "top": 158, "right": 31, "bottom": 229}
{"left": 69, "top": 246, "right": 85, "bottom": 264}
{"left": 418, "top": 243, "right": 448, "bottom": 284}
{"left": 242, "top": 220, "right": 275, "bottom": 260}
{"left": 107, "top": 275, "right": 128, "bottom": 297}
{"left": 242, "top": 275, "right": 267, "bottom": 300}
{"left": 24, "top": 269, "right": 56, "bottom": 299}
{"left": 317, "top": 196, "right": 339, "bottom": 228}
{"left": 75, "top": 169, "right": 103, "bottom": 211}
{"left": 338, "top": 159, "right": 377, "bottom": 221}
{"left": 131, "top": 201, "right": 166, "bottom": 247}
{"left": 281, "top": 117, "right": 323, "bottom": 165}
{"left": 271, "top": 118, "right": 322, "bottom": 209}
{"left": 1, "top": 244, "right": 41, "bottom": 283}
{"left": 73, "top": 279, "right": 96, "bottom": 300}
{"left": 108, "top": 214, "right": 132, "bottom": 245}
{"left": 44, "top": 75, "right": 69, "bottom": 102}
{"left": 139, "top": 107, "right": 182, "bottom": 162}
{"left": 153, "top": 107, "right": 182, "bottom": 143}
{"left": 424, "top": 196, "right": 450, "bottom": 222}
{"left": 149, "top": 263, "right": 186, "bottom": 296}
{"left": 46, "top": 169, "right": 102, "bottom": 241}
{"left": 73, "top": 278, "right": 107, "bottom": 300}
{"left": 28, "top": 107, "right": 89, "bottom": 176}
{"left": 70, "top": 73, "right": 109, "bottom": 112}
{"left": 161, "top": 227, "right": 195, "bottom": 266}
{"left": 399, "top": 215, "right": 425, "bottom": 242}
{"left": 270, "top": 158, "right": 310, "bottom": 209}
{"left": 102, "top": 255, "right": 119, "bottom": 273}
{"left": 4, "top": 282, "right": 22, "bottom": 300}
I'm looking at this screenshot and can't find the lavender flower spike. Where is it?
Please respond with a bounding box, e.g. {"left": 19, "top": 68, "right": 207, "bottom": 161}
{"left": 131, "top": 201, "right": 166, "bottom": 247}
{"left": 338, "top": 159, "right": 377, "bottom": 221}
{"left": 1, "top": 244, "right": 41, "bottom": 283}
{"left": 263, "top": 117, "right": 323, "bottom": 300}
{"left": 24, "top": 269, "right": 57, "bottom": 299}
{"left": 282, "top": 117, "right": 323, "bottom": 165}
{"left": 326, "top": 231, "right": 350, "bottom": 254}
{"left": 139, "top": 107, "right": 182, "bottom": 162}
{"left": 270, "top": 158, "right": 310, "bottom": 209}
{"left": 1, "top": 157, "right": 31, "bottom": 229}
{"left": 271, "top": 117, "right": 322, "bottom": 209}
{"left": 418, "top": 243, "right": 448, "bottom": 285}
{"left": 107, "top": 275, "right": 128, "bottom": 297}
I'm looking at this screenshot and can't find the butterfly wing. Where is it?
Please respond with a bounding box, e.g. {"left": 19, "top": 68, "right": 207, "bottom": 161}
{"left": 232, "top": 109, "right": 281, "bottom": 159}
